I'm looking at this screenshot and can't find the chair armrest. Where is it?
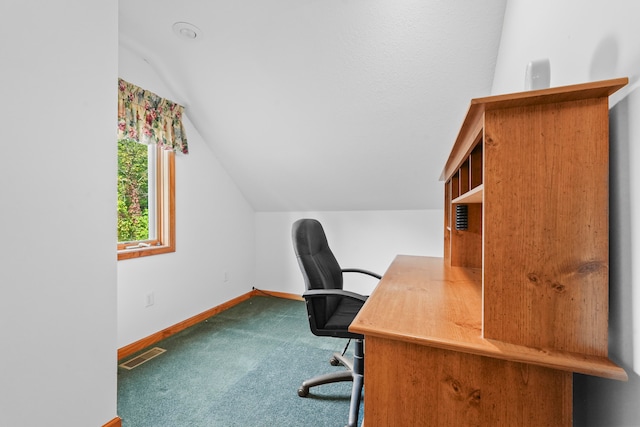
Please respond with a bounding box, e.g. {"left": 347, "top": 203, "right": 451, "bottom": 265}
{"left": 302, "top": 289, "right": 368, "bottom": 303}
{"left": 341, "top": 268, "right": 382, "bottom": 280}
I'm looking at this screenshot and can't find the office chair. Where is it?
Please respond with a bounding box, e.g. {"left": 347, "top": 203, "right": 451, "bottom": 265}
{"left": 292, "top": 218, "right": 381, "bottom": 427}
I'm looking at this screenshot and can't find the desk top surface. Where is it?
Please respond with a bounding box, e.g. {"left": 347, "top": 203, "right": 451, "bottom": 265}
{"left": 349, "top": 255, "right": 627, "bottom": 381}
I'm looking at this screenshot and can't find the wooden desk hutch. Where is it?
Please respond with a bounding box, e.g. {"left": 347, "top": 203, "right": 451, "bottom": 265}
{"left": 350, "top": 78, "right": 629, "bottom": 426}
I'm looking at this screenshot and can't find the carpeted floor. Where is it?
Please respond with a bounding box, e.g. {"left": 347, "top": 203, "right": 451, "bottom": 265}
{"left": 117, "top": 296, "right": 364, "bottom": 426}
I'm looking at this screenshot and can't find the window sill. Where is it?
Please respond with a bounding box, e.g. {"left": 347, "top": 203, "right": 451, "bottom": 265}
{"left": 118, "top": 244, "right": 175, "bottom": 261}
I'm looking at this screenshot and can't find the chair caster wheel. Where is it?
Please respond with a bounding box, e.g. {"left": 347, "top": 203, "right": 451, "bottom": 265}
{"left": 298, "top": 386, "right": 309, "bottom": 397}
{"left": 330, "top": 356, "right": 340, "bottom": 366}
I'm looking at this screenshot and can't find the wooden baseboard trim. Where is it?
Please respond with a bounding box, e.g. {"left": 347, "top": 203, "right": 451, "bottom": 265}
{"left": 118, "top": 291, "right": 254, "bottom": 360}
{"left": 250, "top": 288, "right": 304, "bottom": 301}
{"left": 118, "top": 290, "right": 302, "bottom": 361}
{"left": 103, "top": 417, "right": 121, "bottom": 427}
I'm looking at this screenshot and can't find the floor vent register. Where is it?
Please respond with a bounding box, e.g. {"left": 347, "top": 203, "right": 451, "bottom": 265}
{"left": 119, "top": 347, "right": 166, "bottom": 370}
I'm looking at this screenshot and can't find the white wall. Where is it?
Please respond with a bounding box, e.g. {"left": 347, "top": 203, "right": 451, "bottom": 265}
{"left": 0, "top": 1, "right": 118, "bottom": 426}
{"left": 493, "top": 1, "right": 640, "bottom": 425}
{"left": 117, "top": 25, "right": 445, "bottom": 352}
{"left": 117, "top": 46, "right": 256, "bottom": 347}
{"left": 255, "top": 210, "right": 443, "bottom": 296}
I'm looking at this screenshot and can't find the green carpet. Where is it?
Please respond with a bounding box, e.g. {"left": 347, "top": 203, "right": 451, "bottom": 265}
{"left": 118, "top": 296, "right": 364, "bottom": 426}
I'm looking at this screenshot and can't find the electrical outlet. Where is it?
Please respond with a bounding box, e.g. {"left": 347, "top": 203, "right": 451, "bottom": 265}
{"left": 224, "top": 271, "right": 229, "bottom": 282}
{"left": 145, "top": 292, "right": 155, "bottom": 307}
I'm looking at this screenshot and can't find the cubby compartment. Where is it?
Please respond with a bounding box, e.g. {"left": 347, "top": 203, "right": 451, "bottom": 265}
{"left": 448, "top": 138, "right": 484, "bottom": 205}
{"left": 469, "top": 142, "right": 483, "bottom": 189}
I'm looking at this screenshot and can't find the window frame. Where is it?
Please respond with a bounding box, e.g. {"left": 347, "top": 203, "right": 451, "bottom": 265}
{"left": 117, "top": 144, "right": 175, "bottom": 260}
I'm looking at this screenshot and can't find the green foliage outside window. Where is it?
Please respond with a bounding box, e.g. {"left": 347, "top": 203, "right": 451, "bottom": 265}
{"left": 118, "top": 139, "right": 149, "bottom": 242}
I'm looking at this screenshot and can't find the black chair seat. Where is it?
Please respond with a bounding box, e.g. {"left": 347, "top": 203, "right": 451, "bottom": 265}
{"left": 325, "top": 299, "right": 366, "bottom": 331}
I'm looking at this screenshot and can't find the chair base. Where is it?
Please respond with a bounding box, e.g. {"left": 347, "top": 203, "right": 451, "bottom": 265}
{"left": 298, "top": 339, "right": 364, "bottom": 427}
{"left": 297, "top": 367, "right": 353, "bottom": 397}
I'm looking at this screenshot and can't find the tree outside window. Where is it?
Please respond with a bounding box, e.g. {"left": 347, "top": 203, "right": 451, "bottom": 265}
{"left": 118, "top": 139, "right": 150, "bottom": 243}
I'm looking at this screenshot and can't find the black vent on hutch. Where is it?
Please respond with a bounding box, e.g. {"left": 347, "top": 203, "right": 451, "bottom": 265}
{"left": 455, "top": 205, "right": 468, "bottom": 230}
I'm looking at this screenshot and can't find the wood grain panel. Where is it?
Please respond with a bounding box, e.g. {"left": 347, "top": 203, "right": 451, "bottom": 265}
{"left": 350, "top": 256, "right": 626, "bottom": 380}
{"left": 450, "top": 203, "right": 482, "bottom": 268}
{"left": 483, "top": 98, "right": 610, "bottom": 355}
{"left": 441, "top": 77, "right": 626, "bottom": 183}
{"left": 364, "top": 337, "right": 572, "bottom": 427}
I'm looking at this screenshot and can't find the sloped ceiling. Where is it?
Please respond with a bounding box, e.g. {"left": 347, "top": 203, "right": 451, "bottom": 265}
{"left": 119, "top": 0, "right": 507, "bottom": 211}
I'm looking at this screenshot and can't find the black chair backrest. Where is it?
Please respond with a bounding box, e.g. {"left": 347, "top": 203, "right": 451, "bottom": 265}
{"left": 292, "top": 218, "right": 342, "bottom": 328}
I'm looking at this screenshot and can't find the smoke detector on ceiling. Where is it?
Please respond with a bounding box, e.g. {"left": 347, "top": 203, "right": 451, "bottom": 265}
{"left": 173, "top": 22, "right": 201, "bottom": 40}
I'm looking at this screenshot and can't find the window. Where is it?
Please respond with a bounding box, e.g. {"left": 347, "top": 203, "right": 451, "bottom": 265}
{"left": 117, "top": 78, "right": 187, "bottom": 260}
{"left": 118, "top": 139, "right": 150, "bottom": 242}
{"left": 117, "top": 139, "right": 175, "bottom": 260}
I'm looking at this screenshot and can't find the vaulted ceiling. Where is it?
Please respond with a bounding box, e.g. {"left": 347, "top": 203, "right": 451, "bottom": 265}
{"left": 119, "top": 1, "right": 507, "bottom": 211}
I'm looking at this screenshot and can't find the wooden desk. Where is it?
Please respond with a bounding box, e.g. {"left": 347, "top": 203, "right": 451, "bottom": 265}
{"left": 350, "top": 255, "right": 626, "bottom": 427}
{"left": 350, "top": 80, "right": 629, "bottom": 426}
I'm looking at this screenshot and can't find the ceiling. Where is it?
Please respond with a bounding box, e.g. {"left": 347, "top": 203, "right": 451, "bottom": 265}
{"left": 119, "top": 0, "right": 507, "bottom": 211}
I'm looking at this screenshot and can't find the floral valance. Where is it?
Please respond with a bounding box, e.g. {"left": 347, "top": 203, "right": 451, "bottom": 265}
{"left": 117, "top": 78, "right": 189, "bottom": 154}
